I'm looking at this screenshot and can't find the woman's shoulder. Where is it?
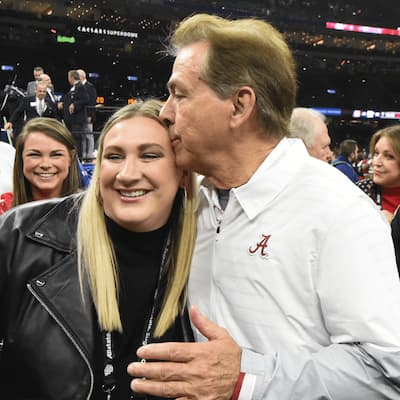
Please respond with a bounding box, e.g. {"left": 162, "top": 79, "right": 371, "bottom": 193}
{"left": 0, "top": 193, "right": 83, "bottom": 231}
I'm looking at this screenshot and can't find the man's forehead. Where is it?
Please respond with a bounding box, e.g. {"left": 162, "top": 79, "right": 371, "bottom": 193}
{"left": 174, "top": 42, "right": 208, "bottom": 69}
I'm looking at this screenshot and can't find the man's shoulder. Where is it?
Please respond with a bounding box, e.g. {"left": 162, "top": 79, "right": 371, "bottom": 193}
{"left": 332, "top": 158, "right": 351, "bottom": 168}
{"left": 293, "top": 157, "right": 366, "bottom": 204}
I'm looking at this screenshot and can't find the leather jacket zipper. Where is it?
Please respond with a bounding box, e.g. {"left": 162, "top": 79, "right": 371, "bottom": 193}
{"left": 27, "top": 282, "right": 94, "bottom": 400}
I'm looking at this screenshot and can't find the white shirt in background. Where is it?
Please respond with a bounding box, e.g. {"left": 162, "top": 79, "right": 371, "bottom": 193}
{"left": 0, "top": 141, "right": 15, "bottom": 194}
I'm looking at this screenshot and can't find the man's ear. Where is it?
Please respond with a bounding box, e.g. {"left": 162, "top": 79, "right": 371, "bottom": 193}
{"left": 230, "top": 86, "right": 256, "bottom": 128}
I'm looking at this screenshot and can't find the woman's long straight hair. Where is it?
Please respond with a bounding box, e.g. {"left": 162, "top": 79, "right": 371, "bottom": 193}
{"left": 77, "top": 100, "right": 197, "bottom": 336}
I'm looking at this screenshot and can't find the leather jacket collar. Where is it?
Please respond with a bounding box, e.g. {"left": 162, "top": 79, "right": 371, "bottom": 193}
{"left": 25, "top": 195, "right": 80, "bottom": 252}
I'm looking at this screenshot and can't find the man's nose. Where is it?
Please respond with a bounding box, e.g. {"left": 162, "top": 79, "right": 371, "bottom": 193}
{"left": 160, "top": 96, "right": 174, "bottom": 127}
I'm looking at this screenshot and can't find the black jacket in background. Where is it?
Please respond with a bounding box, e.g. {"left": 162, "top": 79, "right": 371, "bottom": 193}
{"left": 9, "top": 93, "right": 58, "bottom": 124}
{"left": 391, "top": 211, "right": 400, "bottom": 278}
{"left": 83, "top": 80, "right": 97, "bottom": 122}
{"left": 63, "top": 81, "right": 89, "bottom": 128}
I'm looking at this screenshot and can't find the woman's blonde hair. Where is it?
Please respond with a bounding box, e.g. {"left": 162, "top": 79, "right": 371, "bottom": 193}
{"left": 12, "top": 117, "right": 80, "bottom": 206}
{"left": 77, "top": 99, "right": 197, "bottom": 336}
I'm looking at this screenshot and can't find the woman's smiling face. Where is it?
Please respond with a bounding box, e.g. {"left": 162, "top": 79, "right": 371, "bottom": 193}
{"left": 100, "top": 116, "right": 182, "bottom": 232}
{"left": 372, "top": 136, "right": 400, "bottom": 188}
{"left": 22, "top": 131, "right": 72, "bottom": 200}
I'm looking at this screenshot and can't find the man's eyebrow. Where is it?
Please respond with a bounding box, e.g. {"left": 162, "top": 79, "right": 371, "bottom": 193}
{"left": 166, "top": 80, "right": 176, "bottom": 91}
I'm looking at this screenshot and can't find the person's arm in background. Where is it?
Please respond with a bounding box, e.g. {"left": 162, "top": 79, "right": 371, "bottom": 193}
{"left": 4, "top": 97, "right": 26, "bottom": 130}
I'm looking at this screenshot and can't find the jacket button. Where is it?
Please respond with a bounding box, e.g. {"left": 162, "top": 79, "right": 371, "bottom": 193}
{"left": 35, "top": 279, "right": 45, "bottom": 287}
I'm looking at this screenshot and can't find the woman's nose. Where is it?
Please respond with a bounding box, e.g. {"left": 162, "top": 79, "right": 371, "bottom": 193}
{"left": 373, "top": 155, "right": 382, "bottom": 167}
{"left": 116, "top": 159, "right": 141, "bottom": 183}
{"left": 39, "top": 157, "right": 51, "bottom": 169}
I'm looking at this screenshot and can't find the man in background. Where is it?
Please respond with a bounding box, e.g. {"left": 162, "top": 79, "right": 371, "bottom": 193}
{"left": 38, "top": 73, "right": 57, "bottom": 103}
{"left": 5, "top": 82, "right": 57, "bottom": 136}
{"left": 77, "top": 69, "right": 97, "bottom": 159}
{"left": 61, "top": 69, "right": 89, "bottom": 159}
{"left": 289, "top": 107, "right": 333, "bottom": 162}
{"left": 26, "top": 66, "right": 44, "bottom": 96}
{"left": 333, "top": 139, "right": 359, "bottom": 183}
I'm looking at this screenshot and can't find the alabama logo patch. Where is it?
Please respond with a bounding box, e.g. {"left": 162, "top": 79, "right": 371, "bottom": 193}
{"left": 248, "top": 234, "right": 271, "bottom": 258}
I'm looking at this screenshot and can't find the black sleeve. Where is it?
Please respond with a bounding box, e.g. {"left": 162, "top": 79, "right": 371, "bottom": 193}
{"left": 86, "top": 82, "right": 97, "bottom": 121}
{"left": 9, "top": 97, "right": 26, "bottom": 124}
{"left": 73, "top": 83, "right": 89, "bottom": 112}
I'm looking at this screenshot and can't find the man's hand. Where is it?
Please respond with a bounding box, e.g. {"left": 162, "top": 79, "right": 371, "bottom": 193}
{"left": 127, "top": 306, "right": 242, "bottom": 399}
{"left": 69, "top": 103, "right": 75, "bottom": 114}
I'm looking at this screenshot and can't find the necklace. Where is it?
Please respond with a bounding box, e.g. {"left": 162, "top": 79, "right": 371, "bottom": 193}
{"left": 101, "top": 230, "right": 172, "bottom": 400}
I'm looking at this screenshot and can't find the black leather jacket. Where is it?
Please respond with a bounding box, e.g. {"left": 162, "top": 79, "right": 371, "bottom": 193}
{"left": 0, "top": 195, "right": 192, "bottom": 399}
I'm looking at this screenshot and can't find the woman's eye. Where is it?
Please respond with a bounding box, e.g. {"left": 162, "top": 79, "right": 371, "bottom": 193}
{"left": 143, "top": 153, "right": 161, "bottom": 159}
{"left": 105, "top": 153, "right": 122, "bottom": 160}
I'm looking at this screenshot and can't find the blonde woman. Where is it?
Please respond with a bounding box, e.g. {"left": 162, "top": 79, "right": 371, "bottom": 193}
{"left": 357, "top": 125, "right": 400, "bottom": 222}
{"left": 0, "top": 99, "right": 197, "bottom": 399}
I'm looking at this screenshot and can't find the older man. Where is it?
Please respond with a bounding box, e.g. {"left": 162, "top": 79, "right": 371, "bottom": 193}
{"left": 38, "top": 73, "right": 57, "bottom": 103}
{"left": 26, "top": 66, "right": 44, "bottom": 96}
{"left": 61, "top": 69, "right": 89, "bottom": 158}
{"left": 77, "top": 69, "right": 97, "bottom": 159}
{"left": 128, "top": 14, "right": 400, "bottom": 400}
{"left": 289, "top": 107, "right": 333, "bottom": 162}
{"left": 5, "top": 82, "right": 58, "bottom": 135}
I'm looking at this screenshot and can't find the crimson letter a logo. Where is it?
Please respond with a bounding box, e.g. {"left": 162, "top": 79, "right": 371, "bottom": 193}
{"left": 248, "top": 234, "right": 271, "bottom": 257}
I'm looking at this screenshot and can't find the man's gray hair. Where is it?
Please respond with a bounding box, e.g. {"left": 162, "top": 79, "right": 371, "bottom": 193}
{"left": 288, "top": 107, "right": 327, "bottom": 147}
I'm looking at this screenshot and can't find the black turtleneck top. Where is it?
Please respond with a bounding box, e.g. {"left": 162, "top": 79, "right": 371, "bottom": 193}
{"left": 92, "top": 216, "right": 168, "bottom": 400}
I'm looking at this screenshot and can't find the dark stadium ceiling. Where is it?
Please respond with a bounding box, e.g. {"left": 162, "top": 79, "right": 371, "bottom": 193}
{"left": 1, "top": 0, "right": 399, "bottom": 75}
{"left": 1, "top": 0, "right": 399, "bottom": 115}
{"left": 0, "top": 0, "right": 399, "bottom": 25}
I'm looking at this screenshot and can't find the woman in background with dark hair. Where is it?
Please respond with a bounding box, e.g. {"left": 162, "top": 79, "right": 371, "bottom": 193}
{"left": 11, "top": 117, "right": 80, "bottom": 207}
